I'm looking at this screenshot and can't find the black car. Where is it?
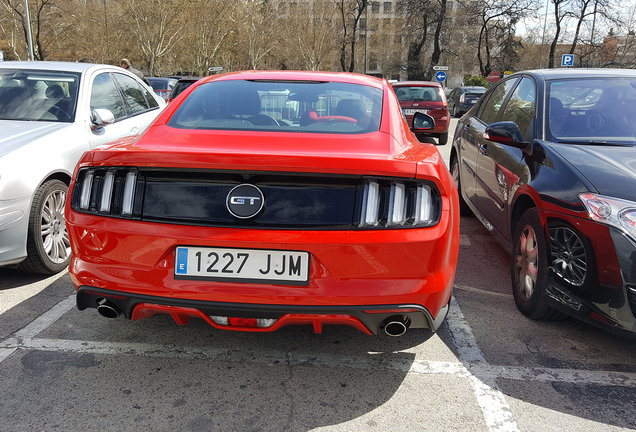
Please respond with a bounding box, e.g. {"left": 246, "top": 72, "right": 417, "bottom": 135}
{"left": 448, "top": 86, "right": 487, "bottom": 117}
{"left": 167, "top": 77, "right": 201, "bottom": 102}
{"left": 450, "top": 68, "right": 636, "bottom": 336}
{"left": 147, "top": 77, "right": 178, "bottom": 100}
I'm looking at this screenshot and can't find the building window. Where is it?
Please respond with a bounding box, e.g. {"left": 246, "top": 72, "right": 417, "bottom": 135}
{"left": 383, "top": 2, "right": 391, "bottom": 13}
{"left": 360, "top": 18, "right": 366, "bottom": 30}
{"left": 371, "top": 2, "right": 380, "bottom": 13}
{"left": 447, "top": 1, "right": 453, "bottom": 10}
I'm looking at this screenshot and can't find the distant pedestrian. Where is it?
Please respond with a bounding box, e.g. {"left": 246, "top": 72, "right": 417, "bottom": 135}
{"left": 120, "top": 58, "right": 150, "bottom": 86}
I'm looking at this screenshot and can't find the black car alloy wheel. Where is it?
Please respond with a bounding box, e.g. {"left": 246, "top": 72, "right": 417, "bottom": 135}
{"left": 549, "top": 223, "right": 589, "bottom": 287}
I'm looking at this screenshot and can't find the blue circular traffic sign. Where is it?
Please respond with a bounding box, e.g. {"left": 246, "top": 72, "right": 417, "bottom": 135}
{"left": 435, "top": 71, "right": 446, "bottom": 82}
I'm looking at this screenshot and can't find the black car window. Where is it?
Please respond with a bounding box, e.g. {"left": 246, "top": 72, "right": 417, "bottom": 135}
{"left": 478, "top": 78, "right": 519, "bottom": 125}
{"left": 500, "top": 77, "right": 536, "bottom": 139}
{"left": 90, "top": 73, "right": 127, "bottom": 119}
{"left": 168, "top": 80, "right": 383, "bottom": 134}
{"left": 114, "top": 73, "right": 158, "bottom": 114}
{"left": 548, "top": 78, "right": 636, "bottom": 143}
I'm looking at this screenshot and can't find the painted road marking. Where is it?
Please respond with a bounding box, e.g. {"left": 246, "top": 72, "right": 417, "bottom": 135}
{"left": 2, "top": 293, "right": 636, "bottom": 431}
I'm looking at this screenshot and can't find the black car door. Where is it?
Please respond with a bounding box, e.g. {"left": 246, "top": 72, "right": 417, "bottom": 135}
{"left": 461, "top": 78, "right": 519, "bottom": 218}
{"left": 475, "top": 77, "right": 537, "bottom": 242}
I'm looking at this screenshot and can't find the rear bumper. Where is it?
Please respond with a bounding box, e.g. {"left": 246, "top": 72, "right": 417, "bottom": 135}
{"left": 77, "top": 286, "right": 451, "bottom": 334}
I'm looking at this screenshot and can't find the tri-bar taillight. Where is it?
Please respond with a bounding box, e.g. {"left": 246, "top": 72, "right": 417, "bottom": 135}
{"left": 71, "top": 167, "right": 144, "bottom": 218}
{"left": 356, "top": 178, "right": 440, "bottom": 228}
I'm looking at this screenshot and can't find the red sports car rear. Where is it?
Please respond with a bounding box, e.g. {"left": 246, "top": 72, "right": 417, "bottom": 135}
{"left": 65, "top": 71, "right": 459, "bottom": 336}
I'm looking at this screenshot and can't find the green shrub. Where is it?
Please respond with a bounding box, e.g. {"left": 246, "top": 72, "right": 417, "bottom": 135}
{"left": 464, "top": 76, "right": 488, "bottom": 87}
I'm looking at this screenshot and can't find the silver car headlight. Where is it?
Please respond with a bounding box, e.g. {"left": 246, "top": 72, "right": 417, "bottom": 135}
{"left": 579, "top": 193, "right": 636, "bottom": 240}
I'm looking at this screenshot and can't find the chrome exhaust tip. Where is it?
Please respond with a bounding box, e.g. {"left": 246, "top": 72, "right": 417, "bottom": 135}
{"left": 96, "top": 299, "right": 121, "bottom": 319}
{"left": 381, "top": 316, "right": 409, "bottom": 337}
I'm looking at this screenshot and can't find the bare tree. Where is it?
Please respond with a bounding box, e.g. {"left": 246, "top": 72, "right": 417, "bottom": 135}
{"left": 333, "top": 0, "right": 368, "bottom": 72}
{"left": 470, "top": 0, "right": 536, "bottom": 76}
{"left": 284, "top": 0, "right": 338, "bottom": 71}
{"left": 397, "top": 0, "right": 447, "bottom": 81}
{"left": 180, "top": 0, "right": 232, "bottom": 76}
{"left": 117, "top": 0, "right": 184, "bottom": 76}
{"left": 0, "top": 0, "right": 76, "bottom": 60}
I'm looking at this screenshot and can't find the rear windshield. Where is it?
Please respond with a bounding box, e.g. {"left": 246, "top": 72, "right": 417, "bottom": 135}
{"left": 167, "top": 80, "right": 382, "bottom": 134}
{"left": 394, "top": 86, "right": 443, "bottom": 102}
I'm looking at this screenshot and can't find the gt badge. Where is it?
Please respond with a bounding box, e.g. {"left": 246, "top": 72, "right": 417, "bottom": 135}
{"left": 226, "top": 184, "right": 265, "bottom": 219}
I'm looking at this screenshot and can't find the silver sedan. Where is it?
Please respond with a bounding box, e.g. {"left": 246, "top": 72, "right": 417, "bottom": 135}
{"left": 0, "top": 61, "right": 166, "bottom": 274}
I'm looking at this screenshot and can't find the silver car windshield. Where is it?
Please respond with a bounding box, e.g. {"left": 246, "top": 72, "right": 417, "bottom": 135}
{"left": 548, "top": 78, "right": 636, "bottom": 145}
{"left": 0, "top": 69, "right": 81, "bottom": 123}
{"left": 167, "top": 80, "right": 383, "bottom": 134}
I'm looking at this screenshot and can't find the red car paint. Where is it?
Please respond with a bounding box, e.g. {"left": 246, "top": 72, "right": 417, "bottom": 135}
{"left": 393, "top": 81, "right": 450, "bottom": 144}
{"left": 65, "top": 70, "right": 460, "bottom": 336}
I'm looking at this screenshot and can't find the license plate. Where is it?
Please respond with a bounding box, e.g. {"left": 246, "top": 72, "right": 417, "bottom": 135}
{"left": 403, "top": 109, "right": 429, "bottom": 115}
{"left": 174, "top": 246, "right": 309, "bottom": 286}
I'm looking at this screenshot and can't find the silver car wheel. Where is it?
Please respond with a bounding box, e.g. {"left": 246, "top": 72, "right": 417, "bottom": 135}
{"left": 40, "top": 189, "right": 70, "bottom": 264}
{"left": 514, "top": 224, "right": 539, "bottom": 302}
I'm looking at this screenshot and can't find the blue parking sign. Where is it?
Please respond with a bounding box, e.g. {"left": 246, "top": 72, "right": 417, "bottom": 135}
{"left": 561, "top": 54, "right": 574, "bottom": 67}
{"left": 435, "top": 71, "right": 446, "bottom": 82}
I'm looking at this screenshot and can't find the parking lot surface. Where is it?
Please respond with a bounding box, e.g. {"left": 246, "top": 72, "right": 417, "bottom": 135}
{"left": 1, "top": 119, "right": 635, "bottom": 431}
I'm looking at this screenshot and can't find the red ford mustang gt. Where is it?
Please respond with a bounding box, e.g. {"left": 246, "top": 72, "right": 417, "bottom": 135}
{"left": 65, "top": 71, "right": 460, "bottom": 336}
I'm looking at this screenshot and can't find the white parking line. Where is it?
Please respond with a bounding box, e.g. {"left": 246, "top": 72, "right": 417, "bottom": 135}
{"left": 447, "top": 296, "right": 521, "bottom": 432}
{"left": 2, "top": 293, "right": 636, "bottom": 431}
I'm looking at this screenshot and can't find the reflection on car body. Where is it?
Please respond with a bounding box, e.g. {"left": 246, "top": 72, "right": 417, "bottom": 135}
{"left": 450, "top": 68, "right": 636, "bottom": 336}
{"left": 65, "top": 70, "right": 460, "bottom": 336}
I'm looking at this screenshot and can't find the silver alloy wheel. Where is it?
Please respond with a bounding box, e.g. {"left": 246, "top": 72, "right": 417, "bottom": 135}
{"left": 549, "top": 226, "right": 587, "bottom": 286}
{"left": 514, "top": 224, "right": 539, "bottom": 301}
{"left": 40, "top": 189, "right": 71, "bottom": 264}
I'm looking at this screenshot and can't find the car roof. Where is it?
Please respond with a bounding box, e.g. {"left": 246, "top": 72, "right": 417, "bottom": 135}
{"left": 202, "top": 70, "right": 384, "bottom": 88}
{"left": 393, "top": 81, "right": 441, "bottom": 88}
{"left": 514, "top": 68, "right": 636, "bottom": 80}
{"left": 0, "top": 61, "right": 106, "bottom": 73}
{"left": 459, "top": 86, "right": 487, "bottom": 90}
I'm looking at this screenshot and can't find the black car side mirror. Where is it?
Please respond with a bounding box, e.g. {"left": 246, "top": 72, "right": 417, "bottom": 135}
{"left": 411, "top": 112, "right": 435, "bottom": 131}
{"left": 484, "top": 121, "right": 529, "bottom": 149}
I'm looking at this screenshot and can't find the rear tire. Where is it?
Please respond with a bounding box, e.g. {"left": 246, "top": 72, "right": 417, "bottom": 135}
{"left": 438, "top": 132, "right": 448, "bottom": 145}
{"left": 511, "top": 208, "right": 565, "bottom": 320}
{"left": 18, "top": 179, "right": 71, "bottom": 275}
{"left": 450, "top": 157, "right": 472, "bottom": 216}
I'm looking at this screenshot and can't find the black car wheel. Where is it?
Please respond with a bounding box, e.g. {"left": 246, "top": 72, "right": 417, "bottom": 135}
{"left": 18, "top": 179, "right": 71, "bottom": 275}
{"left": 451, "top": 104, "right": 458, "bottom": 118}
{"left": 511, "top": 208, "right": 564, "bottom": 320}
{"left": 450, "top": 157, "right": 472, "bottom": 216}
{"left": 438, "top": 132, "right": 448, "bottom": 145}
{"left": 549, "top": 223, "right": 592, "bottom": 289}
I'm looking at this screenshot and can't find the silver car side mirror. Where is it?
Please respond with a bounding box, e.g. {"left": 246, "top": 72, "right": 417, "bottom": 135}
{"left": 91, "top": 109, "right": 115, "bottom": 130}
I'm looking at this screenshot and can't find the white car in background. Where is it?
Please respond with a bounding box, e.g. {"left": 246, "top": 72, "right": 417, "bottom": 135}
{"left": 0, "top": 61, "right": 166, "bottom": 274}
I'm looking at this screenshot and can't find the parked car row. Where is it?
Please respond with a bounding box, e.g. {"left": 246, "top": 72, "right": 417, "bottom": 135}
{"left": 148, "top": 76, "right": 200, "bottom": 103}
{"left": 2, "top": 61, "right": 636, "bottom": 339}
